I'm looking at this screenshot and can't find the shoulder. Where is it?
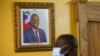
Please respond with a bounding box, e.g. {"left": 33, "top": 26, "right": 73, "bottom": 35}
{"left": 38, "top": 28, "right": 45, "bottom": 32}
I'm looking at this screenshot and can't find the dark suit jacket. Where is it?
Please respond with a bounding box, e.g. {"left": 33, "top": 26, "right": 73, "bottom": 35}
{"left": 24, "top": 28, "right": 47, "bottom": 43}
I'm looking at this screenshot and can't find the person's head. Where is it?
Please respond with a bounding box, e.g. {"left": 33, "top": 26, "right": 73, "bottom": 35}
{"left": 30, "top": 14, "right": 39, "bottom": 29}
{"left": 53, "top": 34, "right": 78, "bottom": 56}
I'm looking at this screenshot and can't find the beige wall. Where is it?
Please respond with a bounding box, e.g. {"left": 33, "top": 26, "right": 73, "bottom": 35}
{"left": 0, "top": 0, "right": 99, "bottom": 56}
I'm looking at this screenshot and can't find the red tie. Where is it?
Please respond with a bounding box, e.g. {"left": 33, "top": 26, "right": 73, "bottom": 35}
{"left": 35, "top": 30, "right": 40, "bottom": 42}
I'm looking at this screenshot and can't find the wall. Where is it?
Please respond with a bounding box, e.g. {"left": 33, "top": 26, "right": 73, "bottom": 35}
{"left": 0, "top": 0, "right": 71, "bottom": 56}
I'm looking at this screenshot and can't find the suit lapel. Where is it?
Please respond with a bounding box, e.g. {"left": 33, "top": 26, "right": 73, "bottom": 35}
{"left": 29, "top": 28, "right": 36, "bottom": 42}
{"left": 39, "top": 29, "right": 43, "bottom": 42}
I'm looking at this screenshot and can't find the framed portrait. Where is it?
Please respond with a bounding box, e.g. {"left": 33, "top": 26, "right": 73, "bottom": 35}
{"left": 14, "top": 2, "right": 55, "bottom": 52}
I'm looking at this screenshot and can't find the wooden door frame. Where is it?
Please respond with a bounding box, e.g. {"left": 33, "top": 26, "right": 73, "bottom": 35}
{"left": 72, "top": 0, "right": 100, "bottom": 56}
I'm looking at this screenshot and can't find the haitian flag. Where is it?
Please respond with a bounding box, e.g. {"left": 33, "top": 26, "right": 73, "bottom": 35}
{"left": 23, "top": 11, "right": 31, "bottom": 30}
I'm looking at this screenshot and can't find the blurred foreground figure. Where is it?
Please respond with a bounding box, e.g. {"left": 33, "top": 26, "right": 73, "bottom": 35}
{"left": 53, "top": 34, "right": 78, "bottom": 56}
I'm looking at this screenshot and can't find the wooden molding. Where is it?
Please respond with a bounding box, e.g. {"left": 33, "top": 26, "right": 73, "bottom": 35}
{"left": 71, "top": 0, "right": 88, "bottom": 3}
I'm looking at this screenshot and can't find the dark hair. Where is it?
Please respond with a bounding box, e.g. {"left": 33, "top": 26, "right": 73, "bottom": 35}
{"left": 31, "top": 14, "right": 39, "bottom": 19}
{"left": 30, "top": 14, "right": 39, "bottom": 21}
{"left": 54, "top": 34, "right": 78, "bottom": 56}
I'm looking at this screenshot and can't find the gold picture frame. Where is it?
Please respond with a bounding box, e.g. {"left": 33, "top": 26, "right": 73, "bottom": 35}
{"left": 14, "top": 2, "right": 55, "bottom": 52}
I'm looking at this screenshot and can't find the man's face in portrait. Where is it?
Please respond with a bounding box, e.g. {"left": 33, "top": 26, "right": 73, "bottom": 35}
{"left": 31, "top": 14, "right": 39, "bottom": 29}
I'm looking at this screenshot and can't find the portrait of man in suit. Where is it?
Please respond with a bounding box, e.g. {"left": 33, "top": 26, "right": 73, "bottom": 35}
{"left": 24, "top": 14, "right": 47, "bottom": 43}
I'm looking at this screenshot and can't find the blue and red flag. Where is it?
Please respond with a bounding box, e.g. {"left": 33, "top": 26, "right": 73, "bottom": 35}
{"left": 23, "top": 11, "right": 31, "bottom": 30}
